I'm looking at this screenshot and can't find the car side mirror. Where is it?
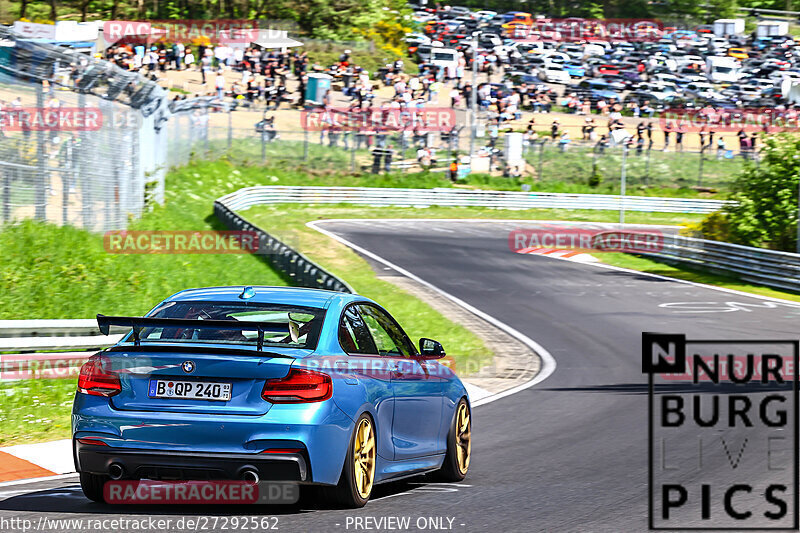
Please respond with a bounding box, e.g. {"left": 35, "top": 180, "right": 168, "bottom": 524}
{"left": 418, "top": 338, "right": 446, "bottom": 359}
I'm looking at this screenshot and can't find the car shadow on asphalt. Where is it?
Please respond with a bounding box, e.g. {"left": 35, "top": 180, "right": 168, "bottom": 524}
{"left": 0, "top": 475, "right": 430, "bottom": 515}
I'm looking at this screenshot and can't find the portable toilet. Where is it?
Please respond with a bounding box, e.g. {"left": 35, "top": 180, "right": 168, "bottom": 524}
{"left": 305, "top": 73, "right": 332, "bottom": 106}
{"left": 756, "top": 21, "right": 789, "bottom": 38}
{"left": 713, "top": 19, "right": 745, "bottom": 37}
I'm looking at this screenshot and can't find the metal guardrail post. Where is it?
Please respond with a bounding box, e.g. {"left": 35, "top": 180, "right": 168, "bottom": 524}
{"left": 261, "top": 130, "right": 266, "bottom": 164}
{"left": 698, "top": 146, "right": 705, "bottom": 187}
{"left": 351, "top": 136, "right": 356, "bottom": 173}
{"left": 227, "top": 108, "right": 232, "bottom": 151}
{"left": 35, "top": 83, "right": 46, "bottom": 221}
{"left": 1, "top": 169, "right": 8, "bottom": 224}
{"left": 538, "top": 141, "right": 545, "bottom": 180}
{"left": 204, "top": 107, "right": 210, "bottom": 157}
{"left": 620, "top": 145, "right": 628, "bottom": 226}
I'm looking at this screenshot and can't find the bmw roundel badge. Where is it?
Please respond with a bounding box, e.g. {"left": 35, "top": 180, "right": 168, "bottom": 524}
{"left": 182, "top": 360, "right": 195, "bottom": 373}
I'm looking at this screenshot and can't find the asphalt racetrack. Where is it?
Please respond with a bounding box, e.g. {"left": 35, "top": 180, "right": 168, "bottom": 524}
{"left": 2, "top": 219, "right": 799, "bottom": 533}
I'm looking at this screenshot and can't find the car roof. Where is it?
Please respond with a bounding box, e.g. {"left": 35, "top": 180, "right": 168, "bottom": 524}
{"left": 165, "top": 286, "right": 369, "bottom": 308}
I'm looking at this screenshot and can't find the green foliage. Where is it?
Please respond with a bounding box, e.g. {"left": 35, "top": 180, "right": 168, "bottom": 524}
{"left": 0, "top": 378, "right": 75, "bottom": 445}
{"left": 588, "top": 169, "right": 602, "bottom": 188}
{"left": 685, "top": 210, "right": 732, "bottom": 242}
{"left": 0, "top": 0, "right": 411, "bottom": 43}
{"left": 718, "top": 134, "right": 800, "bottom": 251}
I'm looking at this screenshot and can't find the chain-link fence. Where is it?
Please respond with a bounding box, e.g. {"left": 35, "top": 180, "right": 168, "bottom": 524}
{"left": 188, "top": 116, "right": 746, "bottom": 190}
{"left": 0, "top": 26, "right": 178, "bottom": 232}
{"left": 523, "top": 140, "right": 747, "bottom": 190}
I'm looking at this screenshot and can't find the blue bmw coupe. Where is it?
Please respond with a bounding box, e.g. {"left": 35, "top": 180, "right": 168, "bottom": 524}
{"left": 72, "top": 286, "right": 472, "bottom": 507}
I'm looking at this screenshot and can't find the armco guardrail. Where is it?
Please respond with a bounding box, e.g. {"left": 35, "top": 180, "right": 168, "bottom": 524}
{"left": 216, "top": 186, "right": 728, "bottom": 214}
{"left": 215, "top": 186, "right": 800, "bottom": 294}
{"left": 213, "top": 198, "right": 353, "bottom": 293}
{"left": 0, "top": 320, "right": 127, "bottom": 352}
{"left": 646, "top": 235, "right": 800, "bottom": 293}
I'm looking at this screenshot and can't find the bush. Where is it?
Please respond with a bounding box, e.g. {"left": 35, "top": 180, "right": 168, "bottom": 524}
{"left": 684, "top": 211, "right": 732, "bottom": 242}
{"left": 588, "top": 169, "right": 602, "bottom": 188}
{"left": 723, "top": 134, "right": 800, "bottom": 251}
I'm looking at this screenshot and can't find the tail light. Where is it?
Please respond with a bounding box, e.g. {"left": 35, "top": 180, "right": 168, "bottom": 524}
{"left": 78, "top": 356, "right": 121, "bottom": 397}
{"left": 261, "top": 368, "right": 332, "bottom": 403}
{"left": 77, "top": 438, "right": 108, "bottom": 446}
{"left": 260, "top": 448, "right": 302, "bottom": 454}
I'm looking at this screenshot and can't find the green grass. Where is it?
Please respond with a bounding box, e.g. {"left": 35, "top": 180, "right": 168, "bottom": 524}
{"left": 218, "top": 137, "right": 369, "bottom": 170}
{"left": 526, "top": 144, "right": 743, "bottom": 195}
{"left": 0, "top": 379, "right": 75, "bottom": 446}
{"left": 595, "top": 252, "right": 800, "bottom": 302}
{"left": 192, "top": 146, "right": 731, "bottom": 198}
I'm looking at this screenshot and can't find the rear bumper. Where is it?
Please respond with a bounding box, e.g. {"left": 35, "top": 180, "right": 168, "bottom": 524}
{"left": 74, "top": 441, "right": 308, "bottom": 482}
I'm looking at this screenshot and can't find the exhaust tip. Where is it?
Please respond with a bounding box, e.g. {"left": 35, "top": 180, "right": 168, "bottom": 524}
{"left": 241, "top": 469, "right": 260, "bottom": 485}
{"left": 108, "top": 463, "right": 124, "bottom": 480}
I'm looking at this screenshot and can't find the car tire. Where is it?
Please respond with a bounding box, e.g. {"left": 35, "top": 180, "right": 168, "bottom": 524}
{"left": 434, "top": 398, "right": 471, "bottom": 482}
{"left": 324, "top": 413, "right": 376, "bottom": 508}
{"left": 79, "top": 472, "right": 108, "bottom": 503}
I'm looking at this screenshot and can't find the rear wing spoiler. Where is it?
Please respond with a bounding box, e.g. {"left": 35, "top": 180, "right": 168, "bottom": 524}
{"left": 96, "top": 314, "right": 298, "bottom": 351}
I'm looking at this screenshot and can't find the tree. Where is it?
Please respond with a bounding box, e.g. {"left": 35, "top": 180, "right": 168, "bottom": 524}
{"left": 716, "top": 134, "right": 800, "bottom": 251}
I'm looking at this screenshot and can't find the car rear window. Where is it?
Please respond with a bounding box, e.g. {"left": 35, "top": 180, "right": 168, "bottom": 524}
{"left": 135, "top": 301, "right": 326, "bottom": 349}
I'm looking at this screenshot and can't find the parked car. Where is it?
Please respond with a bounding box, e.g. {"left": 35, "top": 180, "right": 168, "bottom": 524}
{"left": 538, "top": 63, "right": 571, "bottom": 84}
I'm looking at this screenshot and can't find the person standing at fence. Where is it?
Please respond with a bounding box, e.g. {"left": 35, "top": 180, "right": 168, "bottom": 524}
{"left": 175, "top": 42, "right": 184, "bottom": 70}
{"left": 215, "top": 69, "right": 226, "bottom": 100}
{"left": 550, "top": 120, "right": 559, "bottom": 140}
{"left": 675, "top": 126, "right": 684, "bottom": 152}
{"left": 596, "top": 134, "right": 608, "bottom": 154}
{"left": 184, "top": 48, "right": 195, "bottom": 71}
{"left": 737, "top": 129, "right": 747, "bottom": 157}
{"left": 201, "top": 54, "right": 212, "bottom": 84}
{"left": 582, "top": 118, "right": 593, "bottom": 141}
{"left": 716, "top": 136, "right": 726, "bottom": 160}
{"left": 662, "top": 122, "right": 672, "bottom": 152}
{"left": 429, "top": 79, "right": 442, "bottom": 103}
{"left": 558, "top": 131, "right": 569, "bottom": 152}
{"left": 45, "top": 94, "right": 61, "bottom": 147}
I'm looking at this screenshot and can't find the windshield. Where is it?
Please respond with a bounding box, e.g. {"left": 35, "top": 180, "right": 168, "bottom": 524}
{"left": 131, "top": 301, "right": 326, "bottom": 349}
{"left": 433, "top": 52, "right": 455, "bottom": 61}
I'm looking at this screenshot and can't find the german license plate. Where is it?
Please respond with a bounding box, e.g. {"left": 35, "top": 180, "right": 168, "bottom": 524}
{"left": 148, "top": 379, "right": 231, "bottom": 401}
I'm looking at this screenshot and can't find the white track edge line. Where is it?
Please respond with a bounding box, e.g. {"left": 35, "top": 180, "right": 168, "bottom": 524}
{"left": 307, "top": 220, "right": 557, "bottom": 408}
{"left": 538, "top": 251, "right": 800, "bottom": 307}
{"left": 314, "top": 218, "right": 800, "bottom": 307}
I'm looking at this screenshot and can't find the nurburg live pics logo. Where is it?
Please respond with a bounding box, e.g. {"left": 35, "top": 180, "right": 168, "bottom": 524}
{"left": 642, "top": 332, "right": 799, "bottom": 530}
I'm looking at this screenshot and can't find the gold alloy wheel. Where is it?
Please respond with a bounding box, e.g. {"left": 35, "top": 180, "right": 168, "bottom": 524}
{"left": 456, "top": 403, "right": 471, "bottom": 475}
{"left": 353, "top": 417, "right": 376, "bottom": 499}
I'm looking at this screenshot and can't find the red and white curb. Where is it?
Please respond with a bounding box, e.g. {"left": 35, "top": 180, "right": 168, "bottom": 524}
{"left": 515, "top": 247, "right": 599, "bottom": 263}
{"left": 0, "top": 439, "right": 74, "bottom": 485}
